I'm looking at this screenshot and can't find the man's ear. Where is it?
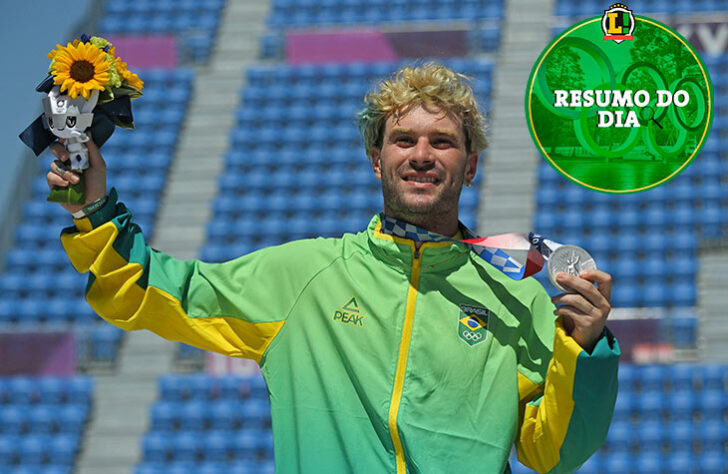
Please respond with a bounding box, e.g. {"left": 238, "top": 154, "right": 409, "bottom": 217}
{"left": 371, "top": 147, "right": 382, "bottom": 180}
{"left": 464, "top": 152, "right": 478, "bottom": 185}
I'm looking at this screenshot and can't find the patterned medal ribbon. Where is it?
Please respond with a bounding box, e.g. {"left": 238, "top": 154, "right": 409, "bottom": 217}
{"left": 380, "top": 215, "right": 563, "bottom": 280}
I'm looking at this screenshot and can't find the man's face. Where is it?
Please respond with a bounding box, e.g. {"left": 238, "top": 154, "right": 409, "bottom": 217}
{"left": 371, "top": 103, "right": 478, "bottom": 226}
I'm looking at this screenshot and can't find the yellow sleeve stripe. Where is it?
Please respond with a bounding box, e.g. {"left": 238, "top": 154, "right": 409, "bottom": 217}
{"left": 518, "top": 371, "right": 543, "bottom": 404}
{"left": 73, "top": 216, "right": 94, "bottom": 233}
{"left": 63, "top": 221, "right": 284, "bottom": 363}
{"left": 517, "top": 317, "right": 582, "bottom": 472}
{"left": 88, "top": 281, "right": 284, "bottom": 363}
{"left": 61, "top": 220, "right": 121, "bottom": 273}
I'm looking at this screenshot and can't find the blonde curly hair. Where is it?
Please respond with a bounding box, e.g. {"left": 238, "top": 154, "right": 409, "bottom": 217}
{"left": 357, "top": 61, "right": 488, "bottom": 159}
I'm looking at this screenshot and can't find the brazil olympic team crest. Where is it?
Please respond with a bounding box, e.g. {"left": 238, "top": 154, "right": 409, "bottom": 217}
{"left": 458, "top": 305, "right": 490, "bottom": 347}
{"left": 526, "top": 3, "right": 713, "bottom": 193}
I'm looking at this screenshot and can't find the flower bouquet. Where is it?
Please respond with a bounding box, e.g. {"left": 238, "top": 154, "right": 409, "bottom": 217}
{"left": 19, "top": 34, "right": 143, "bottom": 205}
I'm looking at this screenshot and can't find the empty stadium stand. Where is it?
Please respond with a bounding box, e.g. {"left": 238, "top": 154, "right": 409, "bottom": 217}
{"left": 0, "top": 376, "right": 93, "bottom": 474}
{"left": 136, "top": 375, "right": 274, "bottom": 474}
{"left": 99, "top": 0, "right": 226, "bottom": 63}
{"left": 265, "top": 0, "right": 505, "bottom": 26}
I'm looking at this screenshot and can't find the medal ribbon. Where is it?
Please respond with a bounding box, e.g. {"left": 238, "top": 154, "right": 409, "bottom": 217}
{"left": 380, "top": 215, "right": 562, "bottom": 280}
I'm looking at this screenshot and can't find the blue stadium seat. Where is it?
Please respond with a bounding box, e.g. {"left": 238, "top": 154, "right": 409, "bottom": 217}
{"left": 700, "top": 364, "right": 727, "bottom": 390}
{"left": 698, "top": 388, "right": 725, "bottom": 414}
{"left": 219, "top": 377, "right": 245, "bottom": 400}
{"left": 642, "top": 256, "right": 666, "bottom": 280}
{"left": 58, "top": 405, "right": 87, "bottom": 434}
{"left": 20, "top": 433, "right": 48, "bottom": 464}
{"left": 635, "top": 450, "right": 663, "bottom": 474}
{"left": 68, "top": 377, "right": 93, "bottom": 405}
{"left": 602, "top": 452, "right": 631, "bottom": 472}
{"left": 669, "top": 282, "right": 696, "bottom": 307}
{"left": 8, "top": 377, "right": 39, "bottom": 404}
{"left": 617, "top": 363, "right": 636, "bottom": 390}
{"left": 0, "top": 435, "right": 19, "bottom": 464}
{"left": 667, "top": 450, "right": 694, "bottom": 474}
{"left": 98, "top": 16, "right": 125, "bottom": 34}
{"left": 611, "top": 284, "right": 637, "bottom": 307}
{"left": 204, "top": 430, "right": 232, "bottom": 462}
{"left": 700, "top": 451, "right": 727, "bottom": 473}
{"left": 173, "top": 431, "right": 202, "bottom": 463}
{"left": 210, "top": 400, "right": 242, "bottom": 431}
{"left": 667, "top": 390, "right": 696, "bottom": 421}
{"left": 231, "top": 431, "right": 262, "bottom": 461}
{"left": 29, "top": 405, "right": 57, "bottom": 434}
{"left": 1, "top": 405, "right": 27, "bottom": 435}
{"left": 143, "top": 431, "right": 170, "bottom": 463}
{"left": 90, "top": 326, "right": 123, "bottom": 362}
{"left": 160, "top": 376, "right": 185, "bottom": 402}
{"left": 669, "top": 317, "right": 698, "bottom": 348}
{"left": 666, "top": 420, "right": 693, "bottom": 450}
{"left": 637, "top": 392, "right": 665, "bottom": 422}
{"left": 605, "top": 420, "right": 632, "bottom": 452}
{"left": 148, "top": 15, "right": 174, "bottom": 33}
{"left": 669, "top": 364, "right": 695, "bottom": 391}
{"left": 49, "top": 434, "right": 78, "bottom": 465}
{"left": 643, "top": 281, "right": 667, "bottom": 307}
{"left": 180, "top": 401, "right": 210, "bottom": 431}
{"left": 671, "top": 231, "right": 696, "bottom": 252}
{"left": 671, "top": 255, "right": 695, "bottom": 279}
{"left": 151, "top": 401, "right": 178, "bottom": 431}
{"left": 640, "top": 365, "right": 668, "bottom": 391}
{"left": 0, "top": 297, "right": 20, "bottom": 324}
{"left": 240, "top": 399, "right": 271, "bottom": 429}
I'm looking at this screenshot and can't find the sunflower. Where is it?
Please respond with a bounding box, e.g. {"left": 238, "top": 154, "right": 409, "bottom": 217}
{"left": 49, "top": 41, "right": 111, "bottom": 100}
{"left": 47, "top": 39, "right": 81, "bottom": 62}
{"left": 114, "top": 56, "right": 144, "bottom": 91}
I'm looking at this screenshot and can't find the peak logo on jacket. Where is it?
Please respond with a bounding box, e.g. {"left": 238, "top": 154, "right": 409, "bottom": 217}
{"left": 458, "top": 305, "right": 490, "bottom": 346}
{"left": 333, "top": 297, "right": 366, "bottom": 327}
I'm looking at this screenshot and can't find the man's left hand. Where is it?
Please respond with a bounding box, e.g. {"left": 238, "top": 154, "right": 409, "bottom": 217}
{"left": 550, "top": 269, "right": 612, "bottom": 353}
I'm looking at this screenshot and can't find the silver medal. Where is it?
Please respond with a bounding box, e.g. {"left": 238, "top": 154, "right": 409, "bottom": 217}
{"left": 547, "top": 245, "right": 597, "bottom": 292}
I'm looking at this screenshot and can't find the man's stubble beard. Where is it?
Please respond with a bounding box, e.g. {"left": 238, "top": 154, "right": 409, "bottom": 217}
{"left": 380, "top": 170, "right": 464, "bottom": 226}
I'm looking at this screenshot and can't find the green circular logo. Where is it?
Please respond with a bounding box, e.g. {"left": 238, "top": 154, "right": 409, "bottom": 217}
{"left": 525, "top": 11, "right": 714, "bottom": 193}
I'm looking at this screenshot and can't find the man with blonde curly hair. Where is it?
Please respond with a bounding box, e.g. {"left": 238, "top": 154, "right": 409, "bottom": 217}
{"left": 49, "top": 61, "right": 618, "bottom": 473}
{"left": 358, "top": 62, "right": 488, "bottom": 238}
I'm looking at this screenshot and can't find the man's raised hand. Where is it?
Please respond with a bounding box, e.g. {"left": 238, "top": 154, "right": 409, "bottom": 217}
{"left": 46, "top": 133, "right": 107, "bottom": 215}
{"left": 550, "top": 269, "right": 613, "bottom": 353}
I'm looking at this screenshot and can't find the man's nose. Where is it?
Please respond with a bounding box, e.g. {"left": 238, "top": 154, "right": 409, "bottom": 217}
{"left": 410, "top": 137, "right": 433, "bottom": 166}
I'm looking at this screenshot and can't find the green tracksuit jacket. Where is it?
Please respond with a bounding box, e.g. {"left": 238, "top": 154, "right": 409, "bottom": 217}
{"left": 61, "top": 189, "right": 620, "bottom": 473}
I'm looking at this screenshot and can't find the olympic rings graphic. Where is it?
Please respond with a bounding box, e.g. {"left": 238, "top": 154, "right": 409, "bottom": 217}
{"left": 574, "top": 82, "right": 642, "bottom": 159}
{"left": 461, "top": 330, "right": 483, "bottom": 342}
{"left": 672, "top": 76, "right": 707, "bottom": 131}
{"left": 534, "top": 36, "right": 616, "bottom": 121}
{"left": 529, "top": 20, "right": 711, "bottom": 160}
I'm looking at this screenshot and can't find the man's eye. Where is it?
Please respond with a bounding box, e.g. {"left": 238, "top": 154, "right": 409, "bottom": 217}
{"left": 395, "top": 137, "right": 414, "bottom": 145}
{"left": 66, "top": 116, "right": 77, "bottom": 127}
{"left": 433, "top": 139, "right": 454, "bottom": 148}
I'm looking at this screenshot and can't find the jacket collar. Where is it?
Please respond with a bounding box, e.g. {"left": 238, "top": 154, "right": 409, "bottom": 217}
{"left": 366, "top": 214, "right": 474, "bottom": 271}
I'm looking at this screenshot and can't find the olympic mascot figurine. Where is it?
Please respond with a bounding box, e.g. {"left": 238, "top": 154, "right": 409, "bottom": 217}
{"left": 20, "top": 34, "right": 143, "bottom": 205}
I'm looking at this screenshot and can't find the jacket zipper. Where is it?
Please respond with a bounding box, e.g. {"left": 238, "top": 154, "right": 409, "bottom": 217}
{"left": 388, "top": 246, "right": 422, "bottom": 473}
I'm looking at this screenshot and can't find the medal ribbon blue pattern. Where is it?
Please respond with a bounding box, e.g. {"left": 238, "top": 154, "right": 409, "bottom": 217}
{"left": 380, "top": 214, "right": 554, "bottom": 280}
